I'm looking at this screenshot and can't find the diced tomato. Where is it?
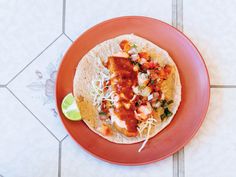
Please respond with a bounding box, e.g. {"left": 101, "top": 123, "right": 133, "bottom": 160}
{"left": 99, "top": 114, "right": 107, "bottom": 120}
{"left": 153, "top": 74, "right": 159, "bottom": 80}
{"left": 140, "top": 97, "right": 148, "bottom": 105}
{"left": 153, "top": 92, "right": 160, "bottom": 98}
{"left": 101, "top": 124, "right": 113, "bottom": 136}
{"left": 158, "top": 90, "right": 162, "bottom": 100}
{"left": 124, "top": 44, "right": 131, "bottom": 52}
{"left": 119, "top": 40, "right": 131, "bottom": 52}
{"left": 138, "top": 52, "right": 150, "bottom": 60}
{"left": 164, "top": 65, "right": 172, "bottom": 75}
{"left": 148, "top": 61, "right": 155, "bottom": 69}
{"left": 154, "top": 63, "right": 160, "bottom": 69}
{"left": 120, "top": 40, "right": 128, "bottom": 50}
{"left": 149, "top": 70, "right": 159, "bottom": 80}
{"left": 141, "top": 63, "right": 149, "bottom": 70}
{"left": 141, "top": 61, "right": 156, "bottom": 70}
{"left": 153, "top": 85, "right": 161, "bottom": 92}
{"left": 158, "top": 69, "right": 168, "bottom": 79}
{"left": 101, "top": 100, "right": 109, "bottom": 114}
{"left": 135, "top": 112, "right": 148, "bottom": 121}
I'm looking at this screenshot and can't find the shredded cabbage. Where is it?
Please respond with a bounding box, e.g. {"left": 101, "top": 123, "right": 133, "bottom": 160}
{"left": 138, "top": 118, "right": 157, "bottom": 152}
{"left": 91, "top": 62, "right": 118, "bottom": 110}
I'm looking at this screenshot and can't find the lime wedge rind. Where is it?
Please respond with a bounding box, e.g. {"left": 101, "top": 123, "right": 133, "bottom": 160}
{"left": 61, "top": 93, "right": 82, "bottom": 121}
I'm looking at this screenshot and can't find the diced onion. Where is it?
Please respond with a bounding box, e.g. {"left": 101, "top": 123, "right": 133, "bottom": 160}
{"left": 148, "top": 94, "right": 153, "bottom": 101}
{"left": 140, "top": 86, "right": 152, "bottom": 97}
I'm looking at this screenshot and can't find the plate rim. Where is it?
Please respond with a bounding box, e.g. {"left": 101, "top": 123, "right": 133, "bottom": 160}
{"left": 55, "top": 16, "right": 210, "bottom": 166}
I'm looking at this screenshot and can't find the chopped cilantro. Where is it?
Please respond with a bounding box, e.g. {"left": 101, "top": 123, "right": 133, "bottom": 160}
{"left": 132, "top": 44, "right": 137, "bottom": 48}
{"left": 131, "top": 61, "right": 142, "bottom": 67}
{"left": 99, "top": 112, "right": 106, "bottom": 115}
{"left": 150, "top": 79, "right": 155, "bottom": 85}
{"left": 135, "top": 101, "right": 141, "bottom": 107}
{"left": 164, "top": 108, "right": 173, "bottom": 117}
{"left": 160, "top": 108, "right": 173, "bottom": 121}
{"left": 138, "top": 85, "right": 146, "bottom": 90}
{"left": 153, "top": 107, "right": 158, "bottom": 111}
{"left": 160, "top": 113, "right": 166, "bottom": 120}
{"left": 161, "top": 100, "right": 168, "bottom": 108}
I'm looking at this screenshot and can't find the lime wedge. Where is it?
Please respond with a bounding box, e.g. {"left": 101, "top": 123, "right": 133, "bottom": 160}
{"left": 61, "top": 93, "right": 82, "bottom": 121}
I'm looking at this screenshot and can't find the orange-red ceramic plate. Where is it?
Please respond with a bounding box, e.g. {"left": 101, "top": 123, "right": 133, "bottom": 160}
{"left": 55, "top": 16, "right": 210, "bottom": 165}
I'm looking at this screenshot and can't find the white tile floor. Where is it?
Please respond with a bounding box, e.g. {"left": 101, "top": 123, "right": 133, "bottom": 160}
{"left": 185, "top": 89, "right": 236, "bottom": 177}
{"left": 0, "top": 0, "right": 236, "bottom": 177}
{"left": 61, "top": 138, "right": 173, "bottom": 177}
{"left": 8, "top": 35, "right": 71, "bottom": 140}
{"left": 65, "top": 0, "right": 172, "bottom": 40}
{"left": 183, "top": 0, "right": 236, "bottom": 85}
{"left": 0, "top": 0, "right": 62, "bottom": 85}
{"left": 0, "top": 88, "right": 59, "bottom": 177}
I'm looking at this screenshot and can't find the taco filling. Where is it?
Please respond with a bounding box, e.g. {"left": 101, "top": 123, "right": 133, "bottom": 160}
{"left": 89, "top": 39, "right": 176, "bottom": 151}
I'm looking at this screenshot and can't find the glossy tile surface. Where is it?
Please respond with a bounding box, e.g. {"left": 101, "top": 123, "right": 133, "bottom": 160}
{"left": 65, "top": 0, "right": 172, "bottom": 40}
{"left": 183, "top": 0, "right": 236, "bottom": 85}
{"left": 61, "top": 137, "right": 173, "bottom": 177}
{"left": 185, "top": 89, "right": 236, "bottom": 177}
{"left": 0, "top": 88, "right": 58, "bottom": 177}
{"left": 0, "top": 0, "right": 62, "bottom": 84}
{"left": 8, "top": 35, "right": 71, "bottom": 140}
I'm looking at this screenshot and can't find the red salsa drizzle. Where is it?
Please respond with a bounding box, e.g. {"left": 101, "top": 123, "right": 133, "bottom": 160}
{"left": 107, "top": 57, "right": 138, "bottom": 133}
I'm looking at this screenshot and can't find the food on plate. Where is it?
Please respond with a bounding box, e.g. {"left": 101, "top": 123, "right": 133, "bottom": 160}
{"left": 73, "top": 34, "right": 181, "bottom": 151}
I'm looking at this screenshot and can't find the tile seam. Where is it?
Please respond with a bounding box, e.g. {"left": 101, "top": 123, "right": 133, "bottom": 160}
{"left": 63, "top": 32, "right": 73, "bottom": 42}
{"left": 210, "top": 85, "right": 236, "bottom": 88}
{"left": 58, "top": 142, "right": 62, "bottom": 177}
{"left": 6, "top": 86, "right": 60, "bottom": 142}
{"left": 6, "top": 33, "right": 63, "bottom": 86}
{"left": 62, "top": 0, "right": 66, "bottom": 33}
{"left": 172, "top": 0, "right": 179, "bottom": 176}
{"left": 58, "top": 135, "right": 68, "bottom": 177}
{"left": 176, "top": 0, "right": 184, "bottom": 177}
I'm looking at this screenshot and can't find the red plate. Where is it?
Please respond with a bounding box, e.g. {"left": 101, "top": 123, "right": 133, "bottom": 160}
{"left": 55, "top": 16, "right": 210, "bottom": 165}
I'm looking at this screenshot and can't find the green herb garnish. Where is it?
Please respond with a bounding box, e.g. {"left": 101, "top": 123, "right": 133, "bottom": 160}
{"left": 161, "top": 100, "right": 168, "bottom": 108}
{"left": 99, "top": 111, "right": 106, "bottom": 115}
{"left": 160, "top": 113, "right": 166, "bottom": 120}
{"left": 153, "top": 107, "right": 158, "bottom": 111}
{"left": 150, "top": 79, "right": 155, "bottom": 85}
{"left": 167, "top": 100, "right": 174, "bottom": 105}
{"left": 131, "top": 61, "right": 142, "bottom": 68}
{"left": 160, "top": 108, "right": 173, "bottom": 121}
{"left": 138, "top": 85, "right": 146, "bottom": 90}
{"left": 132, "top": 44, "right": 137, "bottom": 48}
{"left": 135, "top": 100, "right": 141, "bottom": 107}
{"left": 164, "top": 108, "right": 173, "bottom": 117}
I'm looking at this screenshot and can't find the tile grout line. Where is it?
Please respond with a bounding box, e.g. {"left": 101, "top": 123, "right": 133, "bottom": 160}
{"left": 173, "top": 153, "right": 179, "bottom": 177}
{"left": 172, "top": 0, "right": 177, "bottom": 27}
{"left": 176, "top": 0, "right": 184, "bottom": 177}
{"left": 58, "top": 142, "right": 62, "bottom": 177}
{"left": 172, "top": 1, "right": 179, "bottom": 177}
{"left": 176, "top": 0, "right": 183, "bottom": 31}
{"left": 210, "top": 85, "right": 236, "bottom": 88}
{"left": 61, "top": 134, "right": 69, "bottom": 142}
{"left": 58, "top": 135, "right": 68, "bottom": 177}
{"left": 178, "top": 148, "right": 185, "bottom": 177}
{"left": 6, "top": 86, "right": 60, "bottom": 142}
{"left": 62, "top": 0, "right": 66, "bottom": 33}
{"left": 61, "top": 0, "right": 74, "bottom": 42}
{"left": 6, "top": 33, "right": 63, "bottom": 86}
{"left": 63, "top": 32, "right": 74, "bottom": 42}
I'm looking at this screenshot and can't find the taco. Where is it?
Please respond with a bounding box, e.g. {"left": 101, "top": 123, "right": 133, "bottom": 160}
{"left": 73, "top": 34, "right": 181, "bottom": 152}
